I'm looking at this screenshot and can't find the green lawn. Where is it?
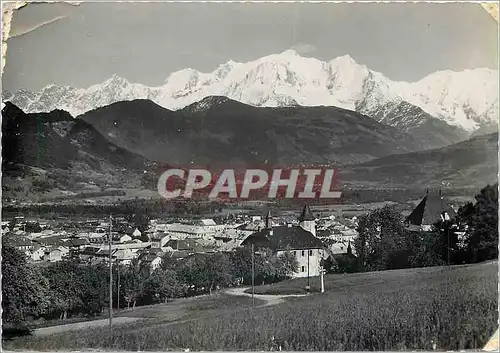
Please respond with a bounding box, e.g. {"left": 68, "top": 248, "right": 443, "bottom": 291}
{"left": 248, "top": 261, "right": 499, "bottom": 295}
{"left": 4, "top": 261, "right": 498, "bottom": 351}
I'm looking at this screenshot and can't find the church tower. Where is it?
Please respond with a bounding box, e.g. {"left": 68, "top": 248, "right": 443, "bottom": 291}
{"left": 299, "top": 204, "right": 316, "bottom": 237}
{"left": 265, "top": 209, "right": 273, "bottom": 235}
{"left": 265, "top": 210, "right": 272, "bottom": 228}
{"left": 347, "top": 240, "right": 352, "bottom": 255}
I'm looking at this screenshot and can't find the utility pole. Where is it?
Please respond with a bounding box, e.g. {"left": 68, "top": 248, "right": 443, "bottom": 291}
{"left": 117, "top": 259, "right": 120, "bottom": 312}
{"left": 251, "top": 243, "right": 255, "bottom": 307}
{"left": 320, "top": 267, "right": 325, "bottom": 293}
{"left": 442, "top": 214, "right": 451, "bottom": 266}
{"left": 447, "top": 223, "right": 450, "bottom": 266}
{"left": 108, "top": 215, "right": 113, "bottom": 333}
{"left": 306, "top": 249, "right": 310, "bottom": 292}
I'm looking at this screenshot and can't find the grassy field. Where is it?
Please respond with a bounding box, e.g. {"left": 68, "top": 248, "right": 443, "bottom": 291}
{"left": 4, "top": 261, "right": 498, "bottom": 351}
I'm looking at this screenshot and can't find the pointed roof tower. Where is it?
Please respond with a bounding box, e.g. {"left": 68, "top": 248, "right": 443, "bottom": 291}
{"left": 265, "top": 209, "right": 272, "bottom": 229}
{"left": 347, "top": 240, "right": 352, "bottom": 255}
{"left": 299, "top": 204, "right": 315, "bottom": 222}
{"left": 405, "top": 189, "right": 456, "bottom": 226}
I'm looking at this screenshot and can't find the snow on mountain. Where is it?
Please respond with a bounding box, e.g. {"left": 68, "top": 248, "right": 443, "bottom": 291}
{"left": 396, "top": 68, "right": 499, "bottom": 131}
{"left": 3, "top": 49, "right": 498, "bottom": 134}
{"left": 182, "top": 96, "right": 231, "bottom": 113}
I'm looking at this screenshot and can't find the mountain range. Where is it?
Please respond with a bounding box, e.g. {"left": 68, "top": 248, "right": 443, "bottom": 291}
{"left": 340, "top": 132, "right": 498, "bottom": 189}
{"left": 1, "top": 102, "right": 155, "bottom": 202}
{"left": 2, "top": 98, "right": 497, "bottom": 202}
{"left": 3, "top": 50, "right": 498, "bottom": 150}
{"left": 78, "top": 97, "right": 424, "bottom": 166}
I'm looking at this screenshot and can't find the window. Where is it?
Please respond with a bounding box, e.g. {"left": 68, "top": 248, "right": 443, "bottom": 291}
{"left": 309, "top": 250, "right": 313, "bottom": 256}
{"left": 301, "top": 250, "right": 305, "bottom": 257}
{"left": 301, "top": 266, "right": 305, "bottom": 272}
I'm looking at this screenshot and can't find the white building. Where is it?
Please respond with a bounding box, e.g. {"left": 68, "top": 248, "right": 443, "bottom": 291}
{"left": 30, "top": 246, "right": 46, "bottom": 262}
{"left": 119, "top": 234, "right": 133, "bottom": 243}
{"left": 151, "top": 233, "right": 171, "bottom": 249}
{"left": 242, "top": 206, "right": 328, "bottom": 279}
{"left": 43, "top": 246, "right": 66, "bottom": 262}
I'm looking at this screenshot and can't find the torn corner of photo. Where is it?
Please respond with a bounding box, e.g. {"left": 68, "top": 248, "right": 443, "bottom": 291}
{"left": 1, "top": 1, "right": 82, "bottom": 75}
{"left": 483, "top": 328, "right": 499, "bottom": 352}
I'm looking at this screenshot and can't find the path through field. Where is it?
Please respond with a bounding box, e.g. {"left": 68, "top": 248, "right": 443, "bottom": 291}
{"left": 224, "top": 287, "right": 307, "bottom": 307}
{"left": 32, "top": 317, "right": 140, "bottom": 336}
{"left": 31, "top": 296, "right": 196, "bottom": 336}
{"left": 30, "top": 291, "right": 262, "bottom": 337}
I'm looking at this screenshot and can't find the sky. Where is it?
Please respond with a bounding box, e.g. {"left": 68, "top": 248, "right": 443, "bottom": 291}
{"left": 2, "top": 1, "right": 498, "bottom": 92}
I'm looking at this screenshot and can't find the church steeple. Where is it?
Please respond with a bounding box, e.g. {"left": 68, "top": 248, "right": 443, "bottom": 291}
{"left": 265, "top": 209, "right": 272, "bottom": 229}
{"left": 298, "top": 204, "right": 315, "bottom": 222}
{"left": 298, "top": 204, "right": 316, "bottom": 237}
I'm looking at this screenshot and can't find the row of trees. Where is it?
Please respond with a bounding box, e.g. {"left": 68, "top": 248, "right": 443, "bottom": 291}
{"left": 2, "top": 242, "right": 298, "bottom": 325}
{"left": 326, "top": 184, "right": 498, "bottom": 274}
{"left": 2, "top": 197, "right": 225, "bottom": 220}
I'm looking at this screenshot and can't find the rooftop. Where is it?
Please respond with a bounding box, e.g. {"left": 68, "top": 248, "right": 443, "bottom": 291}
{"left": 405, "top": 190, "right": 457, "bottom": 226}
{"left": 241, "top": 225, "right": 324, "bottom": 252}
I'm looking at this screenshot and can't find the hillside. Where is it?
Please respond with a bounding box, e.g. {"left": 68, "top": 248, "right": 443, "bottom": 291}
{"left": 341, "top": 132, "right": 498, "bottom": 189}
{"left": 79, "top": 97, "right": 424, "bottom": 166}
{"left": 2, "top": 99, "right": 497, "bottom": 202}
{"left": 1, "top": 102, "right": 154, "bottom": 202}
{"left": 6, "top": 261, "right": 498, "bottom": 351}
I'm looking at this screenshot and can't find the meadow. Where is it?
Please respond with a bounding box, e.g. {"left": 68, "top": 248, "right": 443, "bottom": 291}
{"left": 4, "top": 261, "right": 498, "bottom": 351}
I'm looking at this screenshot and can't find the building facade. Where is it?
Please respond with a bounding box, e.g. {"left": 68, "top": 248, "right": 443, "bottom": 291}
{"left": 242, "top": 205, "right": 328, "bottom": 278}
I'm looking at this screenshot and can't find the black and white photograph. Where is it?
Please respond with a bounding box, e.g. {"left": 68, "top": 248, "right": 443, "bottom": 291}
{"left": 1, "top": 1, "right": 499, "bottom": 351}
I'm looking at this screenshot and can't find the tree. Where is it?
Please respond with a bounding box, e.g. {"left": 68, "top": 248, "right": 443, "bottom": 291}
{"left": 2, "top": 239, "right": 50, "bottom": 324}
{"left": 464, "top": 184, "right": 498, "bottom": 263}
{"left": 432, "top": 219, "right": 463, "bottom": 265}
{"left": 42, "top": 260, "right": 85, "bottom": 320}
{"left": 230, "top": 247, "right": 253, "bottom": 285}
{"left": 200, "top": 253, "right": 233, "bottom": 294}
{"left": 24, "top": 221, "right": 42, "bottom": 233}
{"left": 79, "top": 263, "right": 108, "bottom": 315}
{"left": 320, "top": 256, "right": 336, "bottom": 274}
{"left": 328, "top": 253, "right": 360, "bottom": 274}
{"left": 457, "top": 201, "right": 475, "bottom": 228}
{"left": 407, "top": 230, "right": 447, "bottom": 268}
{"left": 121, "top": 259, "right": 147, "bottom": 309}
{"left": 354, "top": 206, "right": 411, "bottom": 271}
{"left": 144, "top": 268, "right": 184, "bottom": 303}
{"left": 127, "top": 211, "right": 150, "bottom": 233}
{"left": 230, "top": 246, "right": 299, "bottom": 285}
{"left": 274, "top": 249, "right": 299, "bottom": 280}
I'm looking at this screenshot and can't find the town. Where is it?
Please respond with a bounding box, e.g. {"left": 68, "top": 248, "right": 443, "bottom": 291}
{"left": 3, "top": 204, "right": 359, "bottom": 273}
{"left": 2, "top": 187, "right": 479, "bottom": 282}
{"left": 3, "top": 180, "right": 498, "bottom": 352}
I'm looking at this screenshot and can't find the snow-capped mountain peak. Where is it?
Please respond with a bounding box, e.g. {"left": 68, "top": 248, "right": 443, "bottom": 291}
{"left": 280, "top": 48, "right": 299, "bottom": 56}
{"left": 329, "top": 54, "right": 357, "bottom": 66}
{"left": 214, "top": 60, "right": 240, "bottom": 80}
{"left": 3, "top": 51, "right": 498, "bottom": 135}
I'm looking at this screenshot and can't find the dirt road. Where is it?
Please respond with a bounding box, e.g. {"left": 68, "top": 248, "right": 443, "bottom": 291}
{"left": 224, "top": 287, "right": 307, "bottom": 307}
{"left": 32, "top": 317, "right": 141, "bottom": 336}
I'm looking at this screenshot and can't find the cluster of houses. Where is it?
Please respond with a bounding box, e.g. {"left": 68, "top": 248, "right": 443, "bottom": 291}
{"left": 3, "top": 189, "right": 461, "bottom": 278}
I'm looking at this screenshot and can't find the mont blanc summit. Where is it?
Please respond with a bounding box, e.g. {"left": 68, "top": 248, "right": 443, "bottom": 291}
{"left": 3, "top": 50, "right": 498, "bottom": 135}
